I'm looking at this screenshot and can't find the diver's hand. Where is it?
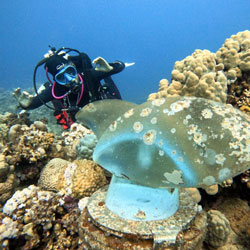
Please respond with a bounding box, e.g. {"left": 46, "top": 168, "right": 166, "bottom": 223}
{"left": 12, "top": 88, "right": 33, "bottom": 108}
{"left": 124, "top": 62, "right": 135, "bottom": 67}
{"left": 93, "top": 57, "right": 113, "bottom": 72}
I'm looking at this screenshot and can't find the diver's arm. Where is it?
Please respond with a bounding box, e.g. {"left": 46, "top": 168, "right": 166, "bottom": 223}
{"left": 13, "top": 85, "right": 54, "bottom": 110}
{"left": 91, "top": 60, "right": 125, "bottom": 80}
{"left": 25, "top": 87, "right": 54, "bottom": 109}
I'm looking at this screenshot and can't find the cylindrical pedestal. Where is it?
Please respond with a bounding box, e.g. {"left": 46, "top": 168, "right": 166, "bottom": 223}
{"left": 106, "top": 176, "right": 179, "bottom": 221}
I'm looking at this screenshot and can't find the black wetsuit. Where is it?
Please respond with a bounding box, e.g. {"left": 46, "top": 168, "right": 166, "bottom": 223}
{"left": 23, "top": 60, "right": 125, "bottom": 121}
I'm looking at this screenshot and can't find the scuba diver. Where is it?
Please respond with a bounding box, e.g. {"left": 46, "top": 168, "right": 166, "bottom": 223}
{"left": 13, "top": 47, "right": 134, "bottom": 129}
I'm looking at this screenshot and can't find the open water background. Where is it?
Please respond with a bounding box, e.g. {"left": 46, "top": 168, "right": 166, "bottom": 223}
{"left": 1, "top": 0, "right": 250, "bottom": 104}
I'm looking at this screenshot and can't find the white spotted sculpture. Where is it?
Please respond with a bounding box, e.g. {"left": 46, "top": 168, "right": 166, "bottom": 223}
{"left": 76, "top": 96, "right": 250, "bottom": 221}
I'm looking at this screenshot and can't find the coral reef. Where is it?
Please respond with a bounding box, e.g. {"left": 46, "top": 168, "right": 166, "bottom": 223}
{"left": 0, "top": 185, "right": 80, "bottom": 250}
{"left": 0, "top": 30, "right": 250, "bottom": 249}
{"left": 148, "top": 30, "right": 250, "bottom": 108}
{"left": 148, "top": 49, "right": 228, "bottom": 102}
{"left": 61, "top": 123, "right": 94, "bottom": 159}
{"left": 3, "top": 123, "right": 54, "bottom": 165}
{"left": 39, "top": 158, "right": 107, "bottom": 199}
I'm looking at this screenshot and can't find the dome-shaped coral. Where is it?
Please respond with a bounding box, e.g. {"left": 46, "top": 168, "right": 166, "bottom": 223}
{"left": 38, "top": 158, "right": 70, "bottom": 191}
{"left": 38, "top": 158, "right": 107, "bottom": 199}
{"left": 57, "top": 159, "right": 107, "bottom": 199}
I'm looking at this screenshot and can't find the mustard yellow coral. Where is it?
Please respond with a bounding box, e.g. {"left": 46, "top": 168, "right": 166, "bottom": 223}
{"left": 57, "top": 159, "right": 107, "bottom": 199}
{"left": 216, "top": 30, "right": 250, "bottom": 71}
{"left": 148, "top": 49, "right": 228, "bottom": 103}
{"left": 148, "top": 30, "right": 250, "bottom": 104}
{"left": 39, "top": 158, "right": 107, "bottom": 199}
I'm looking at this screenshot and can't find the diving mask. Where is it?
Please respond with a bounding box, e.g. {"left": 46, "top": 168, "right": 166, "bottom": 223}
{"left": 55, "top": 65, "right": 77, "bottom": 85}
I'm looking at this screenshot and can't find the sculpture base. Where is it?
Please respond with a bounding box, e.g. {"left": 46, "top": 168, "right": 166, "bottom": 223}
{"left": 78, "top": 186, "right": 205, "bottom": 249}
{"left": 106, "top": 176, "right": 179, "bottom": 221}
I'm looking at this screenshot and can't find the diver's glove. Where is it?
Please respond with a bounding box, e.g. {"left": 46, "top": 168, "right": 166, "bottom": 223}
{"left": 93, "top": 57, "right": 114, "bottom": 72}
{"left": 12, "top": 88, "right": 33, "bottom": 108}
{"left": 124, "top": 62, "right": 135, "bottom": 67}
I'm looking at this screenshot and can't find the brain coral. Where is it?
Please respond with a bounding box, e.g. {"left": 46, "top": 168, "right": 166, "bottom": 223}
{"left": 148, "top": 30, "right": 250, "bottom": 105}
{"left": 39, "top": 158, "right": 107, "bottom": 199}
{"left": 38, "top": 158, "right": 71, "bottom": 191}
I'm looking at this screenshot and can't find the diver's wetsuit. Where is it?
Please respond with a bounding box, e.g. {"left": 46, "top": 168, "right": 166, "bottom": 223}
{"left": 22, "top": 60, "right": 125, "bottom": 120}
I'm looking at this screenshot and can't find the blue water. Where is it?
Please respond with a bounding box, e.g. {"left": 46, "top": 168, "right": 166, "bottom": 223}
{"left": 0, "top": 0, "right": 249, "bottom": 103}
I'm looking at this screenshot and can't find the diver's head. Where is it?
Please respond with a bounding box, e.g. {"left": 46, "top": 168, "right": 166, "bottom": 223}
{"left": 45, "top": 54, "right": 79, "bottom": 87}
{"left": 54, "top": 64, "right": 79, "bottom": 87}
